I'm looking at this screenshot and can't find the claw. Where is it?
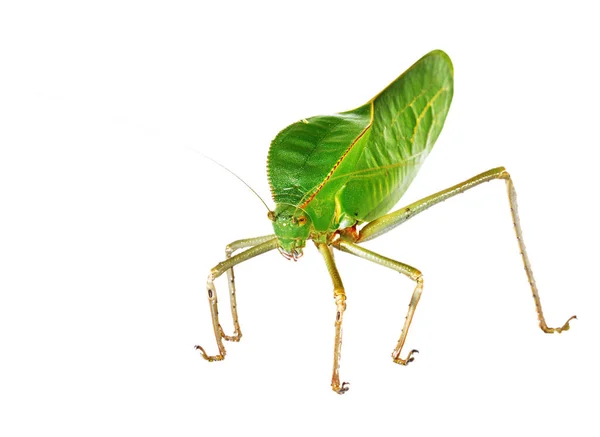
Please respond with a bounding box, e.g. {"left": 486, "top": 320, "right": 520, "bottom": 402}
{"left": 195, "top": 345, "right": 224, "bottom": 362}
{"left": 393, "top": 349, "right": 419, "bottom": 366}
{"left": 333, "top": 381, "right": 350, "bottom": 395}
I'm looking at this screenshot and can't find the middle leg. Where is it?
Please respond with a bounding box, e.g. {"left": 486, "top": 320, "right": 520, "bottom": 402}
{"left": 334, "top": 240, "right": 422, "bottom": 365}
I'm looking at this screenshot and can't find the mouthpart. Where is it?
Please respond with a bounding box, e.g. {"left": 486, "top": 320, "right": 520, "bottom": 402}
{"left": 278, "top": 246, "right": 303, "bottom": 261}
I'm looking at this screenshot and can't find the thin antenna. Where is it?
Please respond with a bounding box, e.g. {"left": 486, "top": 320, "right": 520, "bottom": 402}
{"left": 190, "top": 148, "right": 272, "bottom": 212}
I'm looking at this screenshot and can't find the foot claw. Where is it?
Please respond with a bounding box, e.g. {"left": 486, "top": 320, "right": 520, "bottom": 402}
{"left": 393, "top": 349, "right": 419, "bottom": 366}
{"left": 195, "top": 345, "right": 224, "bottom": 361}
{"left": 333, "top": 382, "right": 350, "bottom": 395}
{"left": 558, "top": 315, "right": 577, "bottom": 333}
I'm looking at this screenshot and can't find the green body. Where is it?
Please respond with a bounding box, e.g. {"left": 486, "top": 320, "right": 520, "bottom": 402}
{"left": 198, "top": 50, "right": 576, "bottom": 393}
{"left": 267, "top": 50, "right": 454, "bottom": 254}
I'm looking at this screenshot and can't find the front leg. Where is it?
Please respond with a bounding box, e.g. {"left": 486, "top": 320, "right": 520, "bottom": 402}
{"left": 316, "top": 243, "right": 350, "bottom": 394}
{"left": 221, "top": 235, "right": 276, "bottom": 342}
{"left": 195, "top": 237, "right": 278, "bottom": 361}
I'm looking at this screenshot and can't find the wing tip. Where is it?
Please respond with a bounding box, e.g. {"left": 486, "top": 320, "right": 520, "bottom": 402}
{"left": 423, "top": 49, "right": 454, "bottom": 76}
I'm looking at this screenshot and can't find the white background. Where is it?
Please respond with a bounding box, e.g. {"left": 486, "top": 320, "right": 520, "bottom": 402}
{"left": 1, "top": 1, "right": 598, "bottom": 436}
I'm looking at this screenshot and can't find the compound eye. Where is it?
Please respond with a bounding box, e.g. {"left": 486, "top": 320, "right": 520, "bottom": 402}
{"left": 267, "top": 211, "right": 275, "bottom": 221}
{"left": 297, "top": 216, "right": 307, "bottom": 226}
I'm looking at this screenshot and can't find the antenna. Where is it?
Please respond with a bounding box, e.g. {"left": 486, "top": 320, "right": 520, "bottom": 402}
{"left": 190, "top": 149, "right": 272, "bottom": 212}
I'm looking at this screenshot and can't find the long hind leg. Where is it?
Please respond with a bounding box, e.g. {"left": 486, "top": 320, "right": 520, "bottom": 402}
{"left": 357, "top": 167, "right": 575, "bottom": 334}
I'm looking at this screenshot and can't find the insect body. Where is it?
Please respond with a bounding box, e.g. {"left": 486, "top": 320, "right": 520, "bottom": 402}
{"left": 195, "top": 50, "right": 576, "bottom": 394}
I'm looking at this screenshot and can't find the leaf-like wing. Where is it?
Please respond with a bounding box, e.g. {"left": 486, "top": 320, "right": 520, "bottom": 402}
{"left": 339, "top": 50, "right": 454, "bottom": 221}
{"left": 267, "top": 104, "right": 371, "bottom": 206}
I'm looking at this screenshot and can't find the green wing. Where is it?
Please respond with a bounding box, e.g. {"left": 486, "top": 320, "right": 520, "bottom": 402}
{"left": 338, "top": 50, "right": 454, "bottom": 221}
{"left": 267, "top": 50, "right": 453, "bottom": 231}
{"left": 267, "top": 104, "right": 371, "bottom": 206}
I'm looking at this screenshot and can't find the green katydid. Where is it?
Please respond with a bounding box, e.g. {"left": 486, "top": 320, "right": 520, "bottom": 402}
{"left": 195, "top": 50, "right": 576, "bottom": 394}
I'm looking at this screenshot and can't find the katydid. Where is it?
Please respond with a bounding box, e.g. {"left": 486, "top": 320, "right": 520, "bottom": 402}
{"left": 195, "top": 50, "right": 576, "bottom": 394}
